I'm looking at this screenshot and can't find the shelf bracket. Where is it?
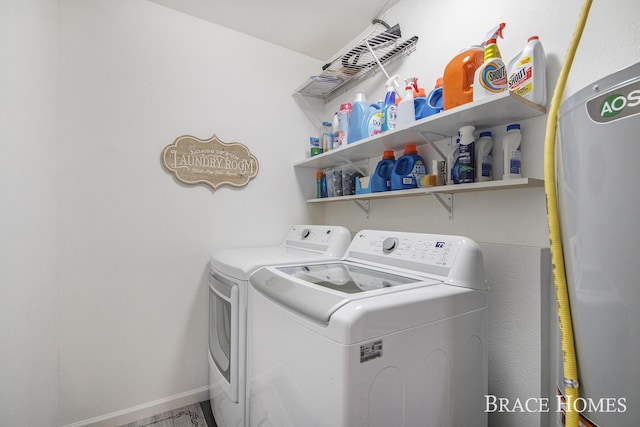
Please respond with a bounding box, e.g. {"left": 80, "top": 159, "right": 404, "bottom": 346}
{"left": 433, "top": 193, "right": 453, "bottom": 220}
{"left": 352, "top": 199, "right": 370, "bottom": 218}
{"left": 416, "top": 132, "right": 448, "bottom": 161}
{"left": 335, "top": 156, "right": 368, "bottom": 176}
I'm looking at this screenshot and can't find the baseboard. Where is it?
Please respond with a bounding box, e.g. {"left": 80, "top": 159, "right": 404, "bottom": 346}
{"left": 62, "top": 385, "right": 210, "bottom": 427}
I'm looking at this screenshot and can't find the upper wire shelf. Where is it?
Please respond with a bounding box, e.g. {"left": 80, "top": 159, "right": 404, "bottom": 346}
{"left": 294, "top": 26, "right": 419, "bottom": 103}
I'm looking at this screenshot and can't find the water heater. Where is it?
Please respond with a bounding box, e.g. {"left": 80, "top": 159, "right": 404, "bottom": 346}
{"left": 556, "top": 62, "right": 640, "bottom": 426}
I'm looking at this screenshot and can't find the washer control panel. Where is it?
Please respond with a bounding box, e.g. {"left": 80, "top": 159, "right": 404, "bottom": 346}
{"left": 282, "top": 225, "right": 352, "bottom": 257}
{"left": 345, "top": 230, "right": 484, "bottom": 291}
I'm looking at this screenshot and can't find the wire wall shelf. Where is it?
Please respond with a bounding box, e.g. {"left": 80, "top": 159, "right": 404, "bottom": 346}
{"left": 294, "top": 28, "right": 418, "bottom": 103}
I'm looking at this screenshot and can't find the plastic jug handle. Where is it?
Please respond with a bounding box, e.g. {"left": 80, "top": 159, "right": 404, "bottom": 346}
{"left": 369, "top": 103, "right": 381, "bottom": 110}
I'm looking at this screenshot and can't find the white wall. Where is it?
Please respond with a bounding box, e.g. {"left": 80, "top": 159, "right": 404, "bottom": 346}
{"left": 315, "top": 0, "right": 640, "bottom": 426}
{"left": 320, "top": 0, "right": 640, "bottom": 246}
{"left": 0, "top": 1, "right": 59, "bottom": 426}
{"left": 56, "top": 0, "right": 321, "bottom": 424}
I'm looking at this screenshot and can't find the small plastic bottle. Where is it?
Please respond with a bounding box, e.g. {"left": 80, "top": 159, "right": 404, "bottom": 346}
{"left": 321, "top": 121, "right": 333, "bottom": 152}
{"left": 316, "top": 171, "right": 324, "bottom": 198}
{"left": 502, "top": 123, "right": 522, "bottom": 179}
{"left": 336, "top": 103, "right": 351, "bottom": 147}
{"left": 475, "top": 131, "right": 494, "bottom": 182}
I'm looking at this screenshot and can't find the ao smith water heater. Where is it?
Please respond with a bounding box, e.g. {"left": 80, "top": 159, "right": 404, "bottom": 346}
{"left": 556, "top": 62, "right": 640, "bottom": 426}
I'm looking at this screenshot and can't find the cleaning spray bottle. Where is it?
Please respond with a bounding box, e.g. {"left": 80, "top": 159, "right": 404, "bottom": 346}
{"left": 396, "top": 78, "right": 417, "bottom": 127}
{"left": 508, "top": 36, "right": 547, "bottom": 106}
{"left": 381, "top": 76, "right": 400, "bottom": 132}
{"left": 475, "top": 131, "right": 493, "bottom": 182}
{"left": 458, "top": 125, "right": 476, "bottom": 183}
{"left": 473, "top": 39, "right": 508, "bottom": 101}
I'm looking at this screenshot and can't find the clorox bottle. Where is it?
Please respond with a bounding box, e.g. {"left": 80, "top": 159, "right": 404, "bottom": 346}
{"left": 370, "top": 150, "right": 396, "bottom": 192}
{"left": 390, "top": 144, "right": 426, "bottom": 190}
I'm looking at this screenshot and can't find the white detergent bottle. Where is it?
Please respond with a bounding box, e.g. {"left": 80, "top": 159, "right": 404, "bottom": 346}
{"left": 508, "top": 36, "right": 546, "bottom": 107}
{"left": 395, "top": 80, "right": 416, "bottom": 127}
{"left": 502, "top": 123, "right": 522, "bottom": 179}
{"left": 475, "top": 131, "right": 493, "bottom": 182}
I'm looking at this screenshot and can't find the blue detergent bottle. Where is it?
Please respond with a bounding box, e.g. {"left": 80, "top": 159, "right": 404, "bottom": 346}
{"left": 370, "top": 150, "right": 396, "bottom": 192}
{"left": 348, "top": 93, "right": 370, "bottom": 143}
{"left": 390, "top": 144, "right": 426, "bottom": 190}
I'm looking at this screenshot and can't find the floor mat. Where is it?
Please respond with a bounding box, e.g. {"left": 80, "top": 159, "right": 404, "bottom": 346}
{"left": 118, "top": 403, "right": 209, "bottom": 427}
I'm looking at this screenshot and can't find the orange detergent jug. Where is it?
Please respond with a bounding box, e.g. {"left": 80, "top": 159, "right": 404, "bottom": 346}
{"left": 442, "top": 46, "right": 484, "bottom": 110}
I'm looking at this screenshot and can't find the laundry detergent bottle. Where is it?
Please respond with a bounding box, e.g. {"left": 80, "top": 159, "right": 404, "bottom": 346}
{"left": 447, "top": 135, "right": 460, "bottom": 185}
{"left": 348, "top": 93, "right": 369, "bottom": 143}
{"left": 370, "top": 150, "right": 396, "bottom": 192}
{"left": 390, "top": 144, "right": 426, "bottom": 190}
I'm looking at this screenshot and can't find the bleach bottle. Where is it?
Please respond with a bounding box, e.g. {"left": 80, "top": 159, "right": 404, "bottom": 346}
{"left": 370, "top": 150, "right": 396, "bottom": 192}
{"left": 390, "top": 144, "right": 426, "bottom": 190}
{"left": 475, "top": 131, "right": 493, "bottom": 181}
{"left": 458, "top": 125, "right": 476, "bottom": 183}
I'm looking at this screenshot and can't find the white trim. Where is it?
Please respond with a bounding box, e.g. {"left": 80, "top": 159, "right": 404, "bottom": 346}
{"left": 62, "top": 385, "right": 210, "bottom": 427}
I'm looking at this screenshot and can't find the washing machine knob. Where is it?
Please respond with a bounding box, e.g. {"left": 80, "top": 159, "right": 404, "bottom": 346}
{"left": 383, "top": 237, "right": 399, "bottom": 253}
{"left": 301, "top": 228, "right": 311, "bottom": 239}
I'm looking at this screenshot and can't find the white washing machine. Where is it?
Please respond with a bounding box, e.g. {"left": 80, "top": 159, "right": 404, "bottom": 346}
{"left": 247, "top": 229, "right": 488, "bottom": 427}
{"left": 208, "top": 225, "right": 351, "bottom": 427}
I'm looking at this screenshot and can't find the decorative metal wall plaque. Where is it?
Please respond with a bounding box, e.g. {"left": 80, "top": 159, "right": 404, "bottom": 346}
{"left": 162, "top": 134, "right": 259, "bottom": 191}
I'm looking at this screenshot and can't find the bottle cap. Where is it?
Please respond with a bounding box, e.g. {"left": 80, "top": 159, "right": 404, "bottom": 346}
{"left": 317, "top": 172, "right": 324, "bottom": 179}
{"left": 382, "top": 150, "right": 395, "bottom": 159}
{"left": 403, "top": 144, "right": 418, "bottom": 154}
{"left": 528, "top": 36, "right": 539, "bottom": 42}
{"left": 340, "top": 103, "right": 352, "bottom": 111}
{"left": 507, "top": 123, "right": 521, "bottom": 131}
{"left": 479, "top": 131, "right": 492, "bottom": 137}
{"left": 354, "top": 93, "right": 366, "bottom": 103}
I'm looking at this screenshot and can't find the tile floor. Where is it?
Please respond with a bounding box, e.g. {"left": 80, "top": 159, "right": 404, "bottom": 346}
{"left": 119, "top": 400, "right": 216, "bottom": 427}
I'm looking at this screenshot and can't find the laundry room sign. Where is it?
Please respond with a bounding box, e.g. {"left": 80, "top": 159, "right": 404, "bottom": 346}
{"left": 162, "top": 134, "right": 259, "bottom": 191}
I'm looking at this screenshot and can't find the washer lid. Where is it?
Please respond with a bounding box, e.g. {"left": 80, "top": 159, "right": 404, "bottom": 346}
{"left": 251, "top": 262, "right": 441, "bottom": 322}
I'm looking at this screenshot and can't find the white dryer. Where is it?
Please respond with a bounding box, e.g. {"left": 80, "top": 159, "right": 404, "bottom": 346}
{"left": 247, "top": 229, "right": 488, "bottom": 427}
{"left": 208, "top": 225, "right": 351, "bottom": 427}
